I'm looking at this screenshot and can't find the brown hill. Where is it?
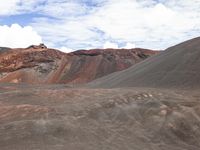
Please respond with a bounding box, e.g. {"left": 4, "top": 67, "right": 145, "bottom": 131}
{"left": 88, "top": 37, "right": 200, "bottom": 89}
{"left": 0, "top": 45, "right": 158, "bottom": 84}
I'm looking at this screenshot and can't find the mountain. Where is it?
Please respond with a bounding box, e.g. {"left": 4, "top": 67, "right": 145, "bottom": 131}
{"left": 88, "top": 37, "right": 200, "bottom": 89}
{"left": 1, "top": 39, "right": 200, "bottom": 150}
{"left": 0, "top": 47, "right": 11, "bottom": 53}
{"left": 0, "top": 44, "right": 158, "bottom": 84}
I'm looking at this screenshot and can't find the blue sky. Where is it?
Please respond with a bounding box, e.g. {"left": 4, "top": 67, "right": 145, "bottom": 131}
{"left": 0, "top": 0, "right": 200, "bottom": 52}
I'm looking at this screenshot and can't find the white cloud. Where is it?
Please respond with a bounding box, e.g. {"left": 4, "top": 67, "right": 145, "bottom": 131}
{"left": 123, "top": 43, "right": 136, "bottom": 49}
{"left": 0, "top": 0, "right": 20, "bottom": 15}
{"left": 40, "top": 1, "right": 89, "bottom": 18}
{"left": 0, "top": 24, "right": 42, "bottom": 48}
{"left": 91, "top": 1, "right": 197, "bottom": 49}
{"left": 0, "top": 0, "right": 200, "bottom": 50}
{"left": 103, "top": 42, "right": 136, "bottom": 49}
{"left": 59, "top": 47, "right": 74, "bottom": 53}
{"left": 0, "top": 0, "right": 44, "bottom": 15}
{"left": 103, "top": 41, "right": 118, "bottom": 49}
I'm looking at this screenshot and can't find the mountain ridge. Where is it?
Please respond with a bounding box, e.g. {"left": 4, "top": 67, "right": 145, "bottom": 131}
{"left": 0, "top": 45, "right": 159, "bottom": 84}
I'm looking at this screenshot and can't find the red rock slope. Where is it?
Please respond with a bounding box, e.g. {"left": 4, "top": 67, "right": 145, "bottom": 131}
{"left": 0, "top": 44, "right": 159, "bottom": 84}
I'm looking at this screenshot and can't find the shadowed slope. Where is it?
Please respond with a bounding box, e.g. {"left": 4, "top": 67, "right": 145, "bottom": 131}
{"left": 88, "top": 37, "right": 200, "bottom": 89}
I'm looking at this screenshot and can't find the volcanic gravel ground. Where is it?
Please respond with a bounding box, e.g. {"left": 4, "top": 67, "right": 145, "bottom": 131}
{"left": 0, "top": 84, "right": 199, "bottom": 150}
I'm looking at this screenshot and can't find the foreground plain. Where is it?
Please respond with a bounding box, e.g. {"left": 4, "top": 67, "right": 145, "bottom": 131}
{"left": 0, "top": 84, "right": 200, "bottom": 150}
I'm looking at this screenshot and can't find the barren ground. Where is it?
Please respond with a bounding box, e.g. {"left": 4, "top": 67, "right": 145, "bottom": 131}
{"left": 0, "top": 84, "right": 200, "bottom": 150}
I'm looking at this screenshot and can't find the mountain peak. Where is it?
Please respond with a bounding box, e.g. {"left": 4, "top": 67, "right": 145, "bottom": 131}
{"left": 26, "top": 43, "right": 47, "bottom": 50}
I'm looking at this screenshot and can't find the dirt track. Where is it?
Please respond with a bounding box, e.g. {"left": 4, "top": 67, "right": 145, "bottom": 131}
{"left": 0, "top": 84, "right": 200, "bottom": 150}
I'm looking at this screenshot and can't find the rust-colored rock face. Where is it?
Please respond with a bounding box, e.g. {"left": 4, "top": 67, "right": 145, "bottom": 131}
{"left": 0, "top": 45, "right": 159, "bottom": 84}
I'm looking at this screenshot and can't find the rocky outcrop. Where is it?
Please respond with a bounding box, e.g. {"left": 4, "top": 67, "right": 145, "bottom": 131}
{"left": 26, "top": 43, "right": 47, "bottom": 49}
{"left": 0, "top": 45, "right": 159, "bottom": 84}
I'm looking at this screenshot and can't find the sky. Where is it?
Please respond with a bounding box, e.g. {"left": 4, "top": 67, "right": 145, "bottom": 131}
{"left": 0, "top": 0, "right": 200, "bottom": 52}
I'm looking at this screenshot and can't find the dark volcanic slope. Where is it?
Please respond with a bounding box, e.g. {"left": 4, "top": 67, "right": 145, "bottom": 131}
{"left": 0, "top": 45, "right": 158, "bottom": 84}
{"left": 89, "top": 37, "right": 200, "bottom": 89}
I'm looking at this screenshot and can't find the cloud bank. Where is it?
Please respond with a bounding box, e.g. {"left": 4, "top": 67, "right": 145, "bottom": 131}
{"left": 0, "top": 0, "right": 200, "bottom": 50}
{"left": 0, "top": 24, "right": 42, "bottom": 48}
